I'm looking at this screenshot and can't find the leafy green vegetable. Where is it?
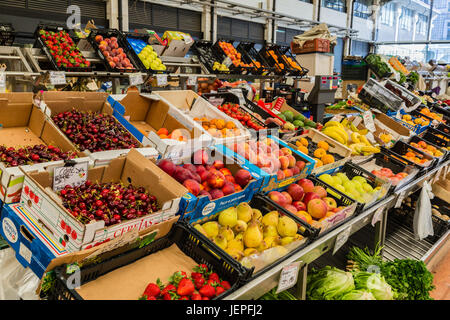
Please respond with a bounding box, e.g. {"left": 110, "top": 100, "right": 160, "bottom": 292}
{"left": 353, "top": 271, "right": 394, "bottom": 300}
{"left": 340, "top": 289, "right": 376, "bottom": 300}
{"left": 346, "top": 244, "right": 384, "bottom": 272}
{"left": 259, "top": 288, "right": 298, "bottom": 300}
{"left": 306, "top": 266, "right": 355, "bottom": 300}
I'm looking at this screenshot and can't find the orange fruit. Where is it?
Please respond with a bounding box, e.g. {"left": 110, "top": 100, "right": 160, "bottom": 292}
{"left": 414, "top": 118, "right": 423, "bottom": 125}
{"left": 418, "top": 140, "right": 427, "bottom": 148}
{"left": 299, "top": 137, "right": 309, "bottom": 147}
{"left": 313, "top": 148, "right": 327, "bottom": 158}
{"left": 226, "top": 121, "right": 236, "bottom": 129}
{"left": 405, "top": 151, "right": 415, "bottom": 158}
{"left": 313, "top": 158, "right": 323, "bottom": 168}
{"left": 426, "top": 145, "right": 436, "bottom": 152}
{"left": 157, "top": 128, "right": 169, "bottom": 136}
{"left": 317, "top": 141, "right": 329, "bottom": 151}
{"left": 321, "top": 154, "right": 335, "bottom": 165}
{"left": 215, "top": 119, "right": 226, "bottom": 130}
{"left": 297, "top": 145, "right": 308, "bottom": 155}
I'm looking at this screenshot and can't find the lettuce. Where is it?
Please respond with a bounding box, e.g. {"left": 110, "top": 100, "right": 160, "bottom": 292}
{"left": 340, "top": 290, "right": 376, "bottom": 300}
{"left": 353, "top": 271, "right": 394, "bottom": 300}
{"left": 306, "top": 266, "right": 355, "bottom": 300}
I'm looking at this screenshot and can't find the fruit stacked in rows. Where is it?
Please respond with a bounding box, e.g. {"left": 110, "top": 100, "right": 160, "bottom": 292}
{"left": 218, "top": 41, "right": 254, "bottom": 68}
{"left": 94, "top": 35, "right": 135, "bottom": 70}
{"left": 158, "top": 150, "right": 253, "bottom": 200}
{"left": 156, "top": 128, "right": 189, "bottom": 142}
{"left": 420, "top": 107, "right": 446, "bottom": 124}
{"left": 400, "top": 113, "right": 430, "bottom": 127}
{"left": 282, "top": 56, "right": 303, "bottom": 72}
{"left": 136, "top": 45, "right": 166, "bottom": 71}
{"left": 52, "top": 108, "right": 139, "bottom": 152}
{"left": 319, "top": 172, "right": 380, "bottom": 204}
{"left": 217, "top": 103, "right": 264, "bottom": 130}
{"left": 400, "top": 148, "right": 431, "bottom": 165}
{"left": 295, "top": 138, "right": 337, "bottom": 168}
{"left": 370, "top": 167, "right": 408, "bottom": 185}
{"left": 38, "top": 29, "right": 90, "bottom": 69}
{"left": 233, "top": 138, "right": 307, "bottom": 179}
{"left": 276, "top": 110, "right": 316, "bottom": 132}
{"left": 409, "top": 140, "right": 444, "bottom": 158}
{"left": 193, "top": 116, "right": 242, "bottom": 138}
{"left": 321, "top": 119, "right": 380, "bottom": 156}
{"left": 58, "top": 181, "right": 159, "bottom": 227}
{"left": 268, "top": 178, "right": 347, "bottom": 229}
{"left": 194, "top": 202, "right": 301, "bottom": 262}
{"left": 140, "top": 265, "right": 231, "bottom": 300}
{"left": 0, "top": 145, "right": 77, "bottom": 168}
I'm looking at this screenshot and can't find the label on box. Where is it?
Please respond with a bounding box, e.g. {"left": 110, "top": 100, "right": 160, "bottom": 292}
{"left": 2, "top": 217, "right": 18, "bottom": 243}
{"left": 230, "top": 88, "right": 246, "bottom": 106}
{"left": 19, "top": 243, "right": 32, "bottom": 264}
{"left": 129, "top": 73, "right": 144, "bottom": 86}
{"left": 187, "top": 76, "right": 197, "bottom": 86}
{"left": 273, "top": 98, "right": 286, "bottom": 112}
{"left": 53, "top": 162, "right": 89, "bottom": 191}
{"left": 156, "top": 74, "right": 168, "bottom": 86}
{"left": 276, "top": 261, "right": 301, "bottom": 294}
{"left": 49, "top": 71, "right": 66, "bottom": 85}
{"left": 363, "top": 111, "right": 376, "bottom": 132}
{"left": 333, "top": 226, "right": 352, "bottom": 254}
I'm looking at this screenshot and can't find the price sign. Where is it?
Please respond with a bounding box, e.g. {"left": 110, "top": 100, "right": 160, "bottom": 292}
{"left": 333, "top": 226, "right": 352, "bottom": 255}
{"left": 0, "top": 72, "right": 6, "bottom": 92}
{"left": 156, "top": 74, "right": 168, "bottom": 86}
{"left": 49, "top": 71, "right": 66, "bottom": 85}
{"left": 129, "top": 73, "right": 144, "bottom": 86}
{"left": 363, "top": 110, "right": 376, "bottom": 132}
{"left": 53, "top": 162, "right": 89, "bottom": 192}
{"left": 187, "top": 76, "right": 197, "bottom": 86}
{"left": 276, "top": 261, "right": 301, "bottom": 294}
{"left": 394, "top": 191, "right": 406, "bottom": 209}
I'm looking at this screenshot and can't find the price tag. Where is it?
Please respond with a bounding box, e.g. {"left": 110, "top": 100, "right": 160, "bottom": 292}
{"left": 333, "top": 226, "right": 352, "bottom": 255}
{"left": 129, "top": 73, "right": 144, "bottom": 86}
{"left": 0, "top": 72, "right": 6, "bottom": 92}
{"left": 49, "top": 71, "right": 66, "bottom": 85}
{"left": 371, "top": 205, "right": 385, "bottom": 226}
{"left": 187, "top": 76, "right": 197, "bottom": 86}
{"left": 351, "top": 116, "right": 363, "bottom": 127}
{"left": 156, "top": 74, "right": 168, "bottom": 86}
{"left": 223, "top": 57, "right": 232, "bottom": 68}
{"left": 276, "top": 261, "right": 301, "bottom": 294}
{"left": 394, "top": 191, "right": 406, "bottom": 209}
{"left": 330, "top": 115, "right": 344, "bottom": 123}
{"left": 53, "top": 162, "right": 89, "bottom": 192}
{"left": 363, "top": 110, "right": 376, "bottom": 132}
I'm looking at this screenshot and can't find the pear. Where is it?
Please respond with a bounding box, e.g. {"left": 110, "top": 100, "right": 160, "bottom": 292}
{"left": 235, "top": 232, "right": 244, "bottom": 241}
{"left": 194, "top": 224, "right": 208, "bottom": 237}
{"left": 202, "top": 221, "right": 220, "bottom": 238}
{"left": 263, "top": 225, "right": 278, "bottom": 238}
{"left": 233, "top": 220, "right": 248, "bottom": 234}
{"left": 244, "top": 248, "right": 258, "bottom": 257}
{"left": 264, "top": 235, "right": 281, "bottom": 248}
{"left": 257, "top": 240, "right": 269, "bottom": 252}
{"left": 225, "top": 247, "right": 244, "bottom": 261}
{"left": 262, "top": 211, "right": 279, "bottom": 227}
{"left": 227, "top": 238, "right": 244, "bottom": 252}
{"left": 218, "top": 207, "right": 238, "bottom": 228}
{"left": 219, "top": 226, "right": 235, "bottom": 242}
{"left": 280, "top": 236, "right": 295, "bottom": 246}
{"left": 252, "top": 208, "right": 263, "bottom": 221}
{"left": 277, "top": 216, "right": 298, "bottom": 237}
{"left": 236, "top": 202, "right": 253, "bottom": 223}
{"left": 213, "top": 234, "right": 228, "bottom": 250}
{"left": 243, "top": 221, "right": 263, "bottom": 248}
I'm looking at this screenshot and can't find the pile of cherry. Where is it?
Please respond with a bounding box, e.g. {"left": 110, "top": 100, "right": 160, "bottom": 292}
{"left": 59, "top": 181, "right": 159, "bottom": 226}
{"left": 0, "top": 144, "right": 77, "bottom": 167}
{"left": 52, "top": 109, "right": 139, "bottom": 152}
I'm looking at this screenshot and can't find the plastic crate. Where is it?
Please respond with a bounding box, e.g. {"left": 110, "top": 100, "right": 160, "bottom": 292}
{"left": 381, "top": 140, "right": 437, "bottom": 173}
{"left": 212, "top": 40, "right": 255, "bottom": 75}
{"left": 408, "top": 135, "right": 448, "bottom": 164}
{"left": 341, "top": 60, "right": 368, "bottom": 80}
{"left": 436, "top": 123, "right": 450, "bottom": 136}
{"left": 291, "top": 38, "right": 331, "bottom": 54}
{"left": 0, "top": 23, "right": 15, "bottom": 46}
{"left": 384, "top": 80, "right": 421, "bottom": 109}
{"left": 191, "top": 40, "right": 230, "bottom": 74}
{"left": 315, "top": 161, "right": 391, "bottom": 212}
{"left": 47, "top": 222, "right": 246, "bottom": 300}
{"left": 259, "top": 44, "right": 288, "bottom": 75}
{"left": 358, "top": 78, "right": 403, "bottom": 113}
{"left": 34, "top": 24, "right": 92, "bottom": 72}
{"left": 386, "top": 109, "right": 432, "bottom": 134}
{"left": 420, "top": 127, "right": 450, "bottom": 150}
{"left": 276, "top": 45, "right": 308, "bottom": 77}
{"left": 124, "top": 33, "right": 167, "bottom": 74}
{"left": 364, "top": 53, "right": 393, "bottom": 79}
{"left": 87, "top": 28, "right": 141, "bottom": 73}
{"left": 235, "top": 42, "right": 274, "bottom": 75}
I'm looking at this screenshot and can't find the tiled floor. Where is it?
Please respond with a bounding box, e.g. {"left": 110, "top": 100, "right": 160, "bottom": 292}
{"left": 430, "top": 248, "right": 450, "bottom": 300}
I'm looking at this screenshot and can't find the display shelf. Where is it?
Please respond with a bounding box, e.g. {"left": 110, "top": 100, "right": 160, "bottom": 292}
{"left": 224, "top": 159, "right": 449, "bottom": 300}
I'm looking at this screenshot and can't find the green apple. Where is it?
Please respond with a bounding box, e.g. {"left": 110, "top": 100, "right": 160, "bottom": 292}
{"left": 343, "top": 181, "right": 355, "bottom": 191}
{"left": 319, "top": 174, "right": 334, "bottom": 186}
{"left": 335, "top": 184, "right": 346, "bottom": 194}
{"left": 362, "top": 182, "right": 373, "bottom": 193}
{"left": 336, "top": 172, "right": 349, "bottom": 183}
{"left": 332, "top": 175, "right": 343, "bottom": 186}
{"left": 352, "top": 176, "right": 367, "bottom": 185}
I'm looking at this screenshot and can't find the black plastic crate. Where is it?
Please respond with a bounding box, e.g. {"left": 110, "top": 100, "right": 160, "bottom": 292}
{"left": 123, "top": 32, "right": 167, "bottom": 74}
{"left": 354, "top": 151, "right": 419, "bottom": 194}
{"left": 364, "top": 53, "right": 393, "bottom": 79}
{"left": 87, "top": 28, "right": 141, "bottom": 73}
{"left": 34, "top": 24, "right": 92, "bottom": 72}
{"left": 236, "top": 42, "right": 274, "bottom": 75}
{"left": 383, "top": 140, "right": 437, "bottom": 173}
{"left": 436, "top": 123, "right": 450, "bottom": 136}
{"left": 187, "top": 193, "right": 317, "bottom": 282}
{"left": 191, "top": 40, "right": 230, "bottom": 74}
{"left": 0, "top": 23, "right": 14, "bottom": 46}
{"left": 212, "top": 40, "right": 255, "bottom": 75}
{"left": 259, "top": 44, "right": 288, "bottom": 75}
{"left": 430, "top": 103, "right": 450, "bottom": 119}
{"left": 408, "top": 135, "right": 448, "bottom": 164}
{"left": 420, "top": 127, "right": 450, "bottom": 149}
{"left": 276, "top": 45, "right": 308, "bottom": 77}
{"left": 341, "top": 60, "right": 368, "bottom": 80}
{"left": 47, "top": 222, "right": 245, "bottom": 300}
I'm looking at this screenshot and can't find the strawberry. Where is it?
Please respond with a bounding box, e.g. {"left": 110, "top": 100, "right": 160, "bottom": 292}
{"left": 220, "top": 280, "right": 231, "bottom": 290}
{"left": 191, "top": 293, "right": 202, "bottom": 300}
{"left": 169, "top": 271, "right": 189, "bottom": 286}
{"left": 162, "top": 291, "right": 179, "bottom": 300}
{"left": 191, "top": 272, "right": 203, "bottom": 280}
{"left": 208, "top": 272, "right": 220, "bottom": 283}
{"left": 199, "top": 284, "right": 216, "bottom": 298}
{"left": 202, "top": 296, "right": 210, "bottom": 300}
{"left": 177, "top": 278, "right": 195, "bottom": 296}
{"left": 143, "top": 283, "right": 160, "bottom": 297}
{"left": 215, "top": 286, "right": 225, "bottom": 296}
{"left": 193, "top": 264, "right": 209, "bottom": 275}
{"left": 178, "top": 296, "right": 190, "bottom": 300}
{"left": 161, "top": 284, "right": 176, "bottom": 295}
{"left": 207, "top": 279, "right": 219, "bottom": 287}
{"left": 194, "top": 277, "right": 206, "bottom": 290}
{"left": 147, "top": 296, "right": 156, "bottom": 300}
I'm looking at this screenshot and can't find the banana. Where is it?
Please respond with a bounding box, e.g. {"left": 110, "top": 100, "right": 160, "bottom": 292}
{"left": 359, "top": 135, "right": 372, "bottom": 147}
{"left": 323, "top": 121, "right": 344, "bottom": 129}
{"left": 323, "top": 127, "right": 348, "bottom": 144}
{"left": 361, "top": 146, "right": 380, "bottom": 153}
{"left": 358, "top": 128, "right": 369, "bottom": 135}
{"left": 350, "top": 123, "right": 359, "bottom": 132}
{"left": 351, "top": 132, "right": 361, "bottom": 144}
{"left": 323, "top": 128, "right": 346, "bottom": 144}
{"left": 341, "top": 118, "right": 349, "bottom": 128}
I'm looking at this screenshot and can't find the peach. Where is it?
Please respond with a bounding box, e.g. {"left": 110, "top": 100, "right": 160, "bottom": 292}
{"left": 287, "top": 154, "right": 296, "bottom": 168}
{"left": 283, "top": 169, "right": 293, "bottom": 178}
{"left": 209, "top": 188, "right": 224, "bottom": 200}
{"left": 225, "top": 175, "right": 236, "bottom": 184}
{"left": 199, "top": 170, "right": 210, "bottom": 183}
{"left": 207, "top": 171, "right": 226, "bottom": 189}
{"left": 284, "top": 204, "right": 297, "bottom": 214}
{"left": 183, "top": 163, "right": 197, "bottom": 174}
{"left": 198, "top": 190, "right": 212, "bottom": 200}
{"left": 292, "top": 166, "right": 300, "bottom": 176}
{"left": 268, "top": 191, "right": 288, "bottom": 207}
{"left": 293, "top": 201, "right": 306, "bottom": 212}
{"left": 303, "top": 192, "right": 320, "bottom": 206}
{"left": 183, "top": 179, "right": 201, "bottom": 196}
{"left": 222, "top": 182, "right": 236, "bottom": 196}
{"left": 202, "top": 181, "right": 211, "bottom": 192}
{"left": 192, "top": 149, "right": 209, "bottom": 165}
{"left": 213, "top": 160, "right": 225, "bottom": 170}
{"left": 287, "top": 184, "right": 305, "bottom": 201}
{"left": 313, "top": 186, "right": 327, "bottom": 198}
{"left": 219, "top": 168, "right": 232, "bottom": 176}
{"left": 323, "top": 197, "right": 337, "bottom": 210}
{"left": 196, "top": 165, "right": 207, "bottom": 174}
{"left": 296, "top": 161, "right": 306, "bottom": 171}
{"left": 279, "top": 156, "right": 289, "bottom": 170}
{"left": 282, "top": 192, "right": 293, "bottom": 205}
{"left": 234, "top": 184, "right": 242, "bottom": 192}
{"left": 277, "top": 170, "right": 285, "bottom": 180}
{"left": 281, "top": 147, "right": 292, "bottom": 155}
{"left": 173, "top": 167, "right": 191, "bottom": 183}
{"left": 298, "top": 178, "right": 314, "bottom": 193}
{"left": 307, "top": 198, "right": 328, "bottom": 220}
{"left": 234, "top": 169, "right": 252, "bottom": 188}
{"left": 158, "top": 159, "right": 176, "bottom": 176}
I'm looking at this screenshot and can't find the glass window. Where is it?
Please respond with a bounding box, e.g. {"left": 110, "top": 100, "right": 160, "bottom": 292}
{"left": 399, "top": 7, "right": 413, "bottom": 30}
{"left": 299, "top": 0, "right": 312, "bottom": 3}
{"left": 379, "top": 2, "right": 394, "bottom": 26}
{"left": 322, "top": 0, "right": 346, "bottom": 13}
{"left": 447, "top": 22, "right": 450, "bottom": 40}
{"left": 354, "top": 0, "right": 372, "bottom": 19}
{"left": 417, "top": 14, "right": 429, "bottom": 34}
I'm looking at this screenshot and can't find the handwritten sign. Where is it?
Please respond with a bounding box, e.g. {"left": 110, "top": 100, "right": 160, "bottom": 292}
{"left": 276, "top": 261, "right": 301, "bottom": 293}
{"left": 363, "top": 110, "right": 376, "bottom": 132}
{"left": 49, "top": 71, "right": 66, "bottom": 85}
{"left": 187, "top": 76, "right": 197, "bottom": 86}
{"left": 53, "top": 162, "right": 89, "bottom": 191}
{"left": 129, "top": 73, "right": 144, "bottom": 86}
{"left": 156, "top": 74, "right": 168, "bottom": 86}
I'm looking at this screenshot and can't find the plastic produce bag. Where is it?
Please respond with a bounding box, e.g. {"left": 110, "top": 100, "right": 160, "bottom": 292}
{"left": 0, "top": 248, "right": 40, "bottom": 300}
{"left": 413, "top": 180, "right": 434, "bottom": 240}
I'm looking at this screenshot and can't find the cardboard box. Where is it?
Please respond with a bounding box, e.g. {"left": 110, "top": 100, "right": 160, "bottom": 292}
{"left": 19, "top": 149, "right": 188, "bottom": 252}
{"left": 161, "top": 31, "right": 194, "bottom": 57}
{"left": 108, "top": 91, "right": 213, "bottom": 159}
{"left": 295, "top": 52, "right": 334, "bottom": 77}
{"left": 0, "top": 203, "right": 69, "bottom": 278}
{"left": 0, "top": 93, "right": 90, "bottom": 204}
{"left": 154, "top": 90, "right": 252, "bottom": 147}
{"left": 38, "top": 91, "right": 153, "bottom": 162}
{"left": 372, "top": 110, "right": 413, "bottom": 143}
{"left": 215, "top": 135, "right": 315, "bottom": 194}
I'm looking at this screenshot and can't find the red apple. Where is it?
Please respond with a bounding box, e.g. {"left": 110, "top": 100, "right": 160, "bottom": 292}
{"left": 312, "top": 186, "right": 327, "bottom": 198}
{"left": 234, "top": 169, "right": 252, "bottom": 188}
{"left": 287, "top": 184, "right": 305, "bottom": 201}
{"left": 303, "top": 192, "right": 320, "bottom": 206}
{"left": 298, "top": 178, "right": 315, "bottom": 193}
{"left": 293, "top": 201, "right": 307, "bottom": 212}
